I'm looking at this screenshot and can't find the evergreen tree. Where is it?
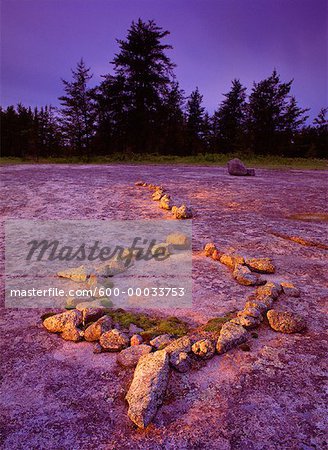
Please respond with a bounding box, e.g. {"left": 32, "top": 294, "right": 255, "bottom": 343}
{"left": 213, "top": 79, "right": 247, "bottom": 153}
{"left": 59, "top": 59, "right": 96, "bottom": 158}
{"left": 186, "top": 87, "right": 205, "bottom": 153}
{"left": 107, "top": 18, "right": 176, "bottom": 153}
{"left": 247, "top": 69, "right": 308, "bottom": 154}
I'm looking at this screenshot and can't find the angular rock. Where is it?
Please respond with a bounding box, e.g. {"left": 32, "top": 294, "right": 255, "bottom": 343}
{"left": 212, "top": 249, "right": 223, "bottom": 261}
{"left": 220, "top": 253, "right": 245, "bottom": 269}
{"left": 117, "top": 344, "right": 152, "bottom": 368}
{"left": 150, "top": 334, "right": 174, "bottom": 350}
{"left": 203, "top": 242, "right": 217, "bottom": 257}
{"left": 126, "top": 350, "right": 170, "bottom": 428}
{"left": 99, "top": 328, "right": 129, "bottom": 352}
{"left": 96, "top": 260, "right": 129, "bottom": 277}
{"left": 169, "top": 351, "right": 190, "bottom": 372}
{"left": 151, "top": 243, "right": 172, "bottom": 258}
{"left": 82, "top": 307, "right": 105, "bottom": 325}
{"left": 216, "top": 321, "right": 248, "bottom": 354}
{"left": 160, "top": 194, "right": 173, "bottom": 210}
{"left": 244, "top": 300, "right": 269, "bottom": 315}
{"left": 43, "top": 310, "right": 82, "bottom": 333}
{"left": 61, "top": 325, "right": 83, "bottom": 342}
{"left": 245, "top": 257, "right": 275, "bottom": 274}
{"left": 192, "top": 339, "right": 215, "bottom": 359}
{"left": 234, "top": 311, "right": 263, "bottom": 328}
{"left": 84, "top": 315, "right": 113, "bottom": 342}
{"left": 135, "top": 181, "right": 144, "bottom": 186}
{"left": 241, "top": 307, "right": 262, "bottom": 319}
{"left": 166, "top": 232, "right": 191, "bottom": 249}
{"left": 233, "top": 264, "right": 265, "bottom": 286}
{"left": 152, "top": 189, "right": 165, "bottom": 201}
{"left": 227, "top": 158, "right": 248, "bottom": 176}
{"left": 93, "top": 343, "right": 103, "bottom": 354}
{"left": 164, "top": 336, "right": 192, "bottom": 354}
{"left": 280, "top": 282, "right": 300, "bottom": 297}
{"left": 131, "top": 334, "right": 143, "bottom": 346}
{"left": 129, "top": 323, "right": 144, "bottom": 336}
{"left": 256, "top": 281, "right": 281, "bottom": 300}
{"left": 57, "top": 265, "right": 89, "bottom": 282}
{"left": 267, "top": 310, "right": 306, "bottom": 333}
{"left": 172, "top": 204, "right": 192, "bottom": 219}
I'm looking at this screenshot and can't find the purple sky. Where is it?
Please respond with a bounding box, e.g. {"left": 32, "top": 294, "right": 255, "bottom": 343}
{"left": 1, "top": 0, "right": 327, "bottom": 120}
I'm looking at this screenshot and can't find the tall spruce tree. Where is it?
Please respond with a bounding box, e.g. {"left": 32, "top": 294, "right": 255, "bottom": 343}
{"left": 105, "top": 18, "right": 176, "bottom": 153}
{"left": 247, "top": 69, "right": 308, "bottom": 154}
{"left": 186, "top": 87, "right": 205, "bottom": 153}
{"left": 59, "top": 59, "right": 96, "bottom": 158}
{"left": 213, "top": 79, "right": 247, "bottom": 153}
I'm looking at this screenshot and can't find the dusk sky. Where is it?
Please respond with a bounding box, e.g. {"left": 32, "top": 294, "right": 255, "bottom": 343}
{"left": 1, "top": 0, "right": 327, "bottom": 120}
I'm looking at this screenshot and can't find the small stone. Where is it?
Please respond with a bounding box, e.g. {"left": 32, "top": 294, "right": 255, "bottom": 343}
{"left": 61, "top": 325, "right": 83, "bottom": 342}
{"left": 166, "top": 232, "right": 191, "bottom": 249}
{"left": 239, "top": 343, "right": 251, "bottom": 351}
{"left": 244, "top": 299, "right": 269, "bottom": 314}
{"left": 84, "top": 316, "right": 113, "bottom": 342}
{"left": 191, "top": 339, "right": 215, "bottom": 359}
{"left": 233, "top": 312, "right": 262, "bottom": 329}
{"left": 220, "top": 253, "right": 245, "bottom": 269}
{"left": 241, "top": 307, "right": 262, "bottom": 319}
{"left": 160, "top": 194, "right": 173, "bottom": 210}
{"left": 126, "top": 350, "right": 170, "bottom": 428}
{"left": 267, "top": 310, "right": 306, "bottom": 333}
{"left": 233, "top": 264, "right": 265, "bottom": 286}
{"left": 227, "top": 158, "right": 248, "bottom": 176}
{"left": 57, "top": 265, "right": 89, "bottom": 282}
{"left": 117, "top": 344, "right": 152, "bottom": 368}
{"left": 152, "top": 190, "right": 165, "bottom": 201}
{"left": 211, "top": 249, "right": 223, "bottom": 261}
{"left": 164, "top": 336, "right": 192, "bottom": 354}
{"left": 203, "top": 242, "right": 217, "bottom": 257}
{"left": 82, "top": 307, "right": 106, "bottom": 325}
{"left": 256, "top": 281, "right": 281, "bottom": 300}
{"left": 150, "top": 334, "right": 174, "bottom": 349}
{"left": 135, "top": 181, "right": 144, "bottom": 186}
{"left": 169, "top": 351, "right": 190, "bottom": 372}
{"left": 129, "top": 323, "right": 144, "bottom": 336}
{"left": 43, "top": 310, "right": 82, "bottom": 333}
{"left": 280, "top": 282, "right": 300, "bottom": 297}
{"left": 93, "top": 343, "right": 103, "bottom": 354}
{"left": 172, "top": 204, "right": 192, "bottom": 219}
{"left": 216, "top": 322, "right": 248, "bottom": 354}
{"left": 131, "top": 334, "right": 143, "bottom": 346}
{"left": 99, "top": 329, "right": 129, "bottom": 352}
{"left": 245, "top": 257, "right": 275, "bottom": 274}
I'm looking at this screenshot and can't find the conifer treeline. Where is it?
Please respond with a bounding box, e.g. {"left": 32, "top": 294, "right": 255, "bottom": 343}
{"left": 1, "top": 19, "right": 327, "bottom": 159}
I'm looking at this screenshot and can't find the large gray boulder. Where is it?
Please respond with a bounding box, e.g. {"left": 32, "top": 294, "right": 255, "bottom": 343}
{"left": 227, "top": 158, "right": 255, "bottom": 176}
{"left": 125, "top": 350, "right": 170, "bottom": 428}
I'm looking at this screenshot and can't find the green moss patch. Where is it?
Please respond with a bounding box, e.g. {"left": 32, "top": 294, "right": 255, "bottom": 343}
{"left": 203, "top": 314, "right": 235, "bottom": 332}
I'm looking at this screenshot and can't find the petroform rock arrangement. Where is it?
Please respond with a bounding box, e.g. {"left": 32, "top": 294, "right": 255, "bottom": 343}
{"left": 125, "top": 350, "right": 170, "bottom": 428}
{"left": 233, "top": 264, "right": 266, "bottom": 286}
{"left": 245, "top": 257, "right": 276, "bottom": 274}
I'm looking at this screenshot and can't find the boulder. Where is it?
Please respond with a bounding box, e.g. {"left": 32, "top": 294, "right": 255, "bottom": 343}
{"left": 216, "top": 321, "right": 248, "bottom": 354}
{"left": 166, "top": 232, "right": 191, "bottom": 249}
{"left": 160, "top": 194, "right": 173, "bottom": 210}
{"left": 117, "top": 344, "right": 152, "bottom": 368}
{"left": 233, "top": 264, "right": 265, "bottom": 286}
{"left": 84, "top": 315, "right": 113, "bottom": 342}
{"left": 43, "top": 310, "right": 82, "bottom": 333}
{"left": 126, "top": 350, "right": 170, "bottom": 428}
{"left": 131, "top": 334, "right": 143, "bottom": 346}
{"left": 245, "top": 257, "right": 275, "bottom": 274}
{"left": 220, "top": 253, "right": 245, "bottom": 269}
{"left": 227, "top": 158, "right": 248, "bottom": 176}
{"left": 280, "top": 282, "right": 300, "bottom": 297}
{"left": 150, "top": 334, "right": 174, "bottom": 350}
{"left": 172, "top": 204, "right": 192, "bottom": 219}
{"left": 169, "top": 351, "right": 190, "bottom": 372}
{"left": 256, "top": 281, "right": 282, "bottom": 300}
{"left": 57, "top": 265, "right": 89, "bottom": 282}
{"left": 267, "top": 310, "right": 306, "bottom": 333}
{"left": 164, "top": 336, "right": 192, "bottom": 354}
{"left": 61, "top": 325, "right": 83, "bottom": 342}
{"left": 192, "top": 339, "right": 215, "bottom": 359}
{"left": 99, "top": 329, "right": 129, "bottom": 352}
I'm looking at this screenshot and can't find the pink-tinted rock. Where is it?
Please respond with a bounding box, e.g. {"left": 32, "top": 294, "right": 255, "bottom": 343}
{"left": 99, "top": 329, "right": 129, "bottom": 352}
{"left": 267, "top": 310, "right": 306, "bottom": 333}
{"left": 117, "top": 344, "right": 152, "bottom": 368}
